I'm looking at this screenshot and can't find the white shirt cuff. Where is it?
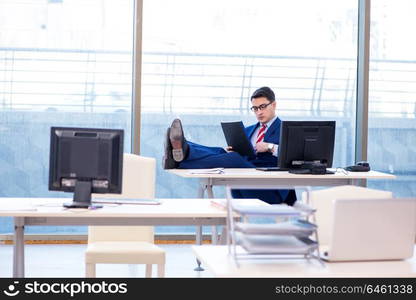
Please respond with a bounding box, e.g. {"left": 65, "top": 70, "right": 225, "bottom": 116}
{"left": 272, "top": 144, "right": 278, "bottom": 157}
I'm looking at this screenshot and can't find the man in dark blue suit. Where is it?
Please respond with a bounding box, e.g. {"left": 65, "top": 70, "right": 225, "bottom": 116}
{"left": 163, "top": 86, "right": 296, "bottom": 205}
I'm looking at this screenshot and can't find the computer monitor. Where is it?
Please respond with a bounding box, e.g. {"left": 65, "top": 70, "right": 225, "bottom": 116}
{"left": 278, "top": 121, "right": 336, "bottom": 170}
{"left": 49, "top": 127, "right": 124, "bottom": 208}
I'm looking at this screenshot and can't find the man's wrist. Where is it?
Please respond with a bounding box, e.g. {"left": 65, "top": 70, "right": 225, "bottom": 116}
{"left": 267, "top": 143, "right": 275, "bottom": 152}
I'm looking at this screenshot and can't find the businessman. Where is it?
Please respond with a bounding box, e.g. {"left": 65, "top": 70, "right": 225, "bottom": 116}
{"left": 163, "top": 86, "right": 296, "bottom": 205}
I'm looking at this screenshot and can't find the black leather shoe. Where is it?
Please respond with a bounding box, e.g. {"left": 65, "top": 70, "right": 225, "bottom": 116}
{"left": 162, "top": 128, "right": 178, "bottom": 169}
{"left": 169, "top": 118, "right": 188, "bottom": 162}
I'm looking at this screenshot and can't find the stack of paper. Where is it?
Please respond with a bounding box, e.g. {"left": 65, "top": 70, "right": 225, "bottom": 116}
{"left": 210, "top": 198, "right": 268, "bottom": 209}
{"left": 235, "top": 220, "right": 316, "bottom": 237}
{"left": 236, "top": 233, "right": 318, "bottom": 254}
{"left": 231, "top": 203, "right": 300, "bottom": 216}
{"left": 188, "top": 168, "right": 224, "bottom": 174}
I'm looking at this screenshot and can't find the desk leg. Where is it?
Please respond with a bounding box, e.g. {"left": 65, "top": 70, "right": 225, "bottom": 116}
{"left": 218, "top": 226, "right": 227, "bottom": 245}
{"left": 197, "top": 179, "right": 206, "bottom": 198}
{"left": 206, "top": 185, "right": 214, "bottom": 198}
{"left": 351, "top": 178, "right": 367, "bottom": 187}
{"left": 196, "top": 181, "right": 205, "bottom": 246}
{"left": 211, "top": 226, "right": 218, "bottom": 245}
{"left": 206, "top": 184, "right": 219, "bottom": 245}
{"left": 194, "top": 225, "right": 204, "bottom": 271}
{"left": 13, "top": 217, "right": 25, "bottom": 278}
{"left": 194, "top": 180, "right": 206, "bottom": 271}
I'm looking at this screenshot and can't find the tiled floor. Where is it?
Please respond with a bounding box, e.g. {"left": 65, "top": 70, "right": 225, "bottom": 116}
{"left": 0, "top": 243, "right": 214, "bottom": 278}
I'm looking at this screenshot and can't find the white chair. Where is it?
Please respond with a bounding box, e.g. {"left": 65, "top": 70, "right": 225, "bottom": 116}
{"left": 85, "top": 154, "right": 165, "bottom": 277}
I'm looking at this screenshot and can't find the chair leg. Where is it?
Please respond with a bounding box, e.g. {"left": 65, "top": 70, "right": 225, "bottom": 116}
{"left": 86, "top": 263, "right": 96, "bottom": 278}
{"left": 157, "top": 263, "right": 165, "bottom": 278}
{"left": 145, "top": 264, "right": 152, "bottom": 277}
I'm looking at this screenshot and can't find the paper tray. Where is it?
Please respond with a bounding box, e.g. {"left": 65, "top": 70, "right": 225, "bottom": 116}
{"left": 232, "top": 203, "right": 300, "bottom": 216}
{"left": 235, "top": 220, "right": 316, "bottom": 236}
{"left": 236, "top": 233, "right": 318, "bottom": 255}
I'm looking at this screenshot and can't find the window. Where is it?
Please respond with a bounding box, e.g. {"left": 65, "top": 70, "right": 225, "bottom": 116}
{"left": 0, "top": 0, "right": 135, "bottom": 233}
{"left": 367, "top": 0, "right": 416, "bottom": 197}
{"left": 141, "top": 0, "right": 358, "bottom": 233}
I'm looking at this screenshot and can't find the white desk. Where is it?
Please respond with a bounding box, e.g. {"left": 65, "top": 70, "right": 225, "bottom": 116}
{"left": 192, "top": 245, "right": 416, "bottom": 277}
{"left": 0, "top": 198, "right": 230, "bottom": 278}
{"left": 167, "top": 169, "right": 395, "bottom": 198}
{"left": 168, "top": 169, "right": 396, "bottom": 244}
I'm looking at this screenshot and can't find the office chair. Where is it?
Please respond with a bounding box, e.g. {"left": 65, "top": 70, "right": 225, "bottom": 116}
{"left": 85, "top": 154, "right": 165, "bottom": 277}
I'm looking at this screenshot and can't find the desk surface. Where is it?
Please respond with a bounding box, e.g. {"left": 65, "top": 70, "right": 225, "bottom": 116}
{"left": 0, "top": 198, "right": 231, "bottom": 218}
{"left": 192, "top": 245, "right": 416, "bottom": 277}
{"left": 168, "top": 169, "right": 395, "bottom": 180}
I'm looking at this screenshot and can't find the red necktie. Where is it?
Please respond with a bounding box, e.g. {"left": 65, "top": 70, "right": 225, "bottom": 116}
{"left": 256, "top": 124, "right": 267, "bottom": 144}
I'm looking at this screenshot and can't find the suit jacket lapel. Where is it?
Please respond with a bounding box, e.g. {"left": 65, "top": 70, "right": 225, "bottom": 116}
{"left": 264, "top": 117, "right": 281, "bottom": 143}
{"left": 246, "top": 123, "right": 259, "bottom": 139}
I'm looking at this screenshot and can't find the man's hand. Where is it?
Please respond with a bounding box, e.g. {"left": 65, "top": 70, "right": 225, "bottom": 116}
{"left": 224, "top": 146, "right": 234, "bottom": 152}
{"left": 255, "top": 142, "right": 270, "bottom": 153}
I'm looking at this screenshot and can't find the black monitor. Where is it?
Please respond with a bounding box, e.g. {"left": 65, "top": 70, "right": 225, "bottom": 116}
{"left": 49, "top": 127, "right": 124, "bottom": 208}
{"left": 278, "top": 121, "right": 336, "bottom": 171}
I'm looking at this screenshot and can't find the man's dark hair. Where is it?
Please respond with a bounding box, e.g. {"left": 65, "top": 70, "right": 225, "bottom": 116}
{"left": 251, "top": 86, "right": 275, "bottom": 102}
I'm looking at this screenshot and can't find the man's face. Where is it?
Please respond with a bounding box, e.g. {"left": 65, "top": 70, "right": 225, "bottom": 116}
{"left": 251, "top": 96, "right": 276, "bottom": 124}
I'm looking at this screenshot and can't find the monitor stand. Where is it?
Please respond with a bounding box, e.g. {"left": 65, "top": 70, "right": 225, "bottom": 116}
{"left": 63, "top": 180, "right": 102, "bottom": 209}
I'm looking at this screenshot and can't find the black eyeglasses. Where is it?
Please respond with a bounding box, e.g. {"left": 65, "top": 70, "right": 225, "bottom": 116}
{"left": 250, "top": 102, "right": 273, "bottom": 112}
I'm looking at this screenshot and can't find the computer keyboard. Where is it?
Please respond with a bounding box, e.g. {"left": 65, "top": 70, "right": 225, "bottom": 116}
{"left": 92, "top": 198, "right": 162, "bottom": 205}
{"left": 256, "top": 167, "right": 289, "bottom": 171}
{"left": 256, "top": 167, "right": 335, "bottom": 174}
{"left": 288, "top": 169, "right": 335, "bottom": 175}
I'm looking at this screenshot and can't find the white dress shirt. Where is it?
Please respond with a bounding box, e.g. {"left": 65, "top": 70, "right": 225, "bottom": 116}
{"left": 250, "top": 116, "right": 279, "bottom": 157}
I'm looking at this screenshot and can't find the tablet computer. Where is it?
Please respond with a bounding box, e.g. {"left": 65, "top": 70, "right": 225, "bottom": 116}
{"left": 221, "top": 121, "right": 255, "bottom": 157}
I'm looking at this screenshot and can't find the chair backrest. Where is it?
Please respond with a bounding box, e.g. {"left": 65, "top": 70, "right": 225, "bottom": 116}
{"left": 302, "top": 185, "right": 392, "bottom": 245}
{"left": 88, "top": 153, "right": 156, "bottom": 243}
